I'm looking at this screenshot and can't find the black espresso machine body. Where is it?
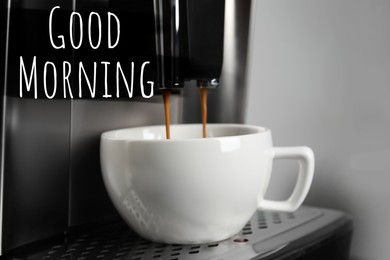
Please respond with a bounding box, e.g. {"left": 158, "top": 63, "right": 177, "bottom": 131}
{"left": 0, "top": 0, "right": 352, "bottom": 258}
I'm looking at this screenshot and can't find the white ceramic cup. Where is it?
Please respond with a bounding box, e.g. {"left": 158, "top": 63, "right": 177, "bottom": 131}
{"left": 100, "top": 124, "right": 314, "bottom": 244}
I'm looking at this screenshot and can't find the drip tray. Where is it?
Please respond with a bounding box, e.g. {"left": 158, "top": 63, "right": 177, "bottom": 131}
{"left": 8, "top": 206, "right": 353, "bottom": 260}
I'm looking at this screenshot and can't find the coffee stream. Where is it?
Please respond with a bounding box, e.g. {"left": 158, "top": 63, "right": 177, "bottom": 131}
{"left": 162, "top": 90, "right": 171, "bottom": 139}
{"left": 200, "top": 88, "right": 208, "bottom": 138}
{"left": 162, "top": 88, "right": 209, "bottom": 139}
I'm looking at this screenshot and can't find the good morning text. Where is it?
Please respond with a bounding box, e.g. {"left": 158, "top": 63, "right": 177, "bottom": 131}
{"left": 19, "top": 6, "right": 154, "bottom": 99}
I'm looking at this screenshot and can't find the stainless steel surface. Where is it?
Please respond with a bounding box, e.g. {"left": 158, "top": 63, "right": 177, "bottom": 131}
{"left": 212, "top": 0, "right": 252, "bottom": 123}
{"left": 197, "top": 79, "right": 219, "bottom": 88}
{"left": 153, "top": 0, "right": 225, "bottom": 90}
{"left": 153, "top": 0, "right": 183, "bottom": 89}
{"left": 2, "top": 98, "right": 71, "bottom": 253}
{"left": 0, "top": 0, "right": 73, "bottom": 253}
{"left": 182, "top": 0, "right": 253, "bottom": 124}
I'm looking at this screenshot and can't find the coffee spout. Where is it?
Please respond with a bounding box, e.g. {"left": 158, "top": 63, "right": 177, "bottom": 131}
{"left": 153, "top": 0, "right": 225, "bottom": 90}
{"left": 153, "top": 0, "right": 185, "bottom": 90}
{"left": 197, "top": 79, "right": 220, "bottom": 89}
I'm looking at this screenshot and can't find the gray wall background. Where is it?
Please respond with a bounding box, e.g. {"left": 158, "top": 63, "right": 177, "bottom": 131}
{"left": 246, "top": 1, "right": 390, "bottom": 259}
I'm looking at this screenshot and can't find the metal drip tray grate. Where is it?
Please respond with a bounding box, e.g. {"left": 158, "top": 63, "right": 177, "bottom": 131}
{"left": 29, "top": 207, "right": 326, "bottom": 260}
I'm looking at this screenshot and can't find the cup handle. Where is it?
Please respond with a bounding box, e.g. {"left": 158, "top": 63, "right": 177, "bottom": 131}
{"left": 258, "top": 146, "right": 315, "bottom": 212}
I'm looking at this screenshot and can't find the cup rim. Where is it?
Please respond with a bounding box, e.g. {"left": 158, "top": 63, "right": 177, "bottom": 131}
{"left": 101, "top": 123, "right": 269, "bottom": 142}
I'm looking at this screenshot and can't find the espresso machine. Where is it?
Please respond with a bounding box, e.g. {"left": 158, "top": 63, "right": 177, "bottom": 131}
{"left": 0, "top": 0, "right": 352, "bottom": 259}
